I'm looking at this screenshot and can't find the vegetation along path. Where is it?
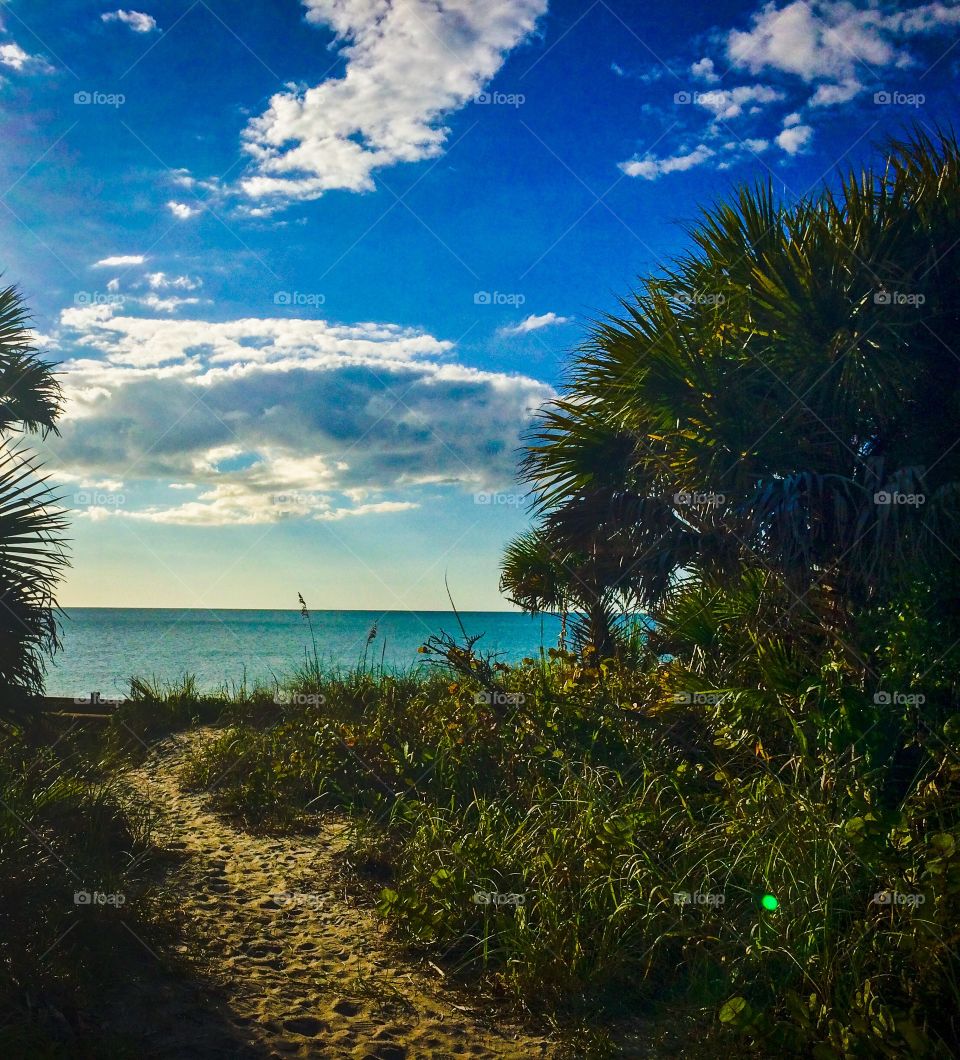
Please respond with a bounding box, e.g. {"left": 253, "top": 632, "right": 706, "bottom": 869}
{"left": 120, "top": 729, "right": 554, "bottom": 1059}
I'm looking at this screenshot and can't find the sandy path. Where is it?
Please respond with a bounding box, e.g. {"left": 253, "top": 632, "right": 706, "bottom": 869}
{"left": 120, "top": 728, "right": 554, "bottom": 1059}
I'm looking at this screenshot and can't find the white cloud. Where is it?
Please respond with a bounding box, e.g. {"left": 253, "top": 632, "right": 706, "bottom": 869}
{"left": 500, "top": 311, "right": 571, "bottom": 335}
{"left": 317, "top": 500, "right": 419, "bottom": 521}
{"left": 691, "top": 57, "right": 720, "bottom": 82}
{"left": 106, "top": 277, "right": 121, "bottom": 292}
{"left": 145, "top": 272, "right": 202, "bottom": 291}
{"left": 139, "top": 294, "right": 203, "bottom": 313}
{"left": 167, "top": 201, "right": 201, "bottom": 219}
{"left": 93, "top": 254, "right": 146, "bottom": 267}
{"left": 627, "top": 1, "right": 960, "bottom": 181}
{"left": 239, "top": 0, "right": 547, "bottom": 205}
{"left": 693, "top": 83, "right": 784, "bottom": 119}
{"left": 809, "top": 78, "right": 863, "bottom": 105}
{"left": 101, "top": 10, "right": 158, "bottom": 33}
{"left": 0, "top": 42, "right": 51, "bottom": 72}
{"left": 728, "top": 1, "right": 898, "bottom": 82}
{"left": 727, "top": 0, "right": 960, "bottom": 86}
{"left": 41, "top": 309, "right": 554, "bottom": 526}
{"left": 620, "top": 144, "right": 715, "bottom": 180}
{"left": 776, "top": 121, "right": 814, "bottom": 154}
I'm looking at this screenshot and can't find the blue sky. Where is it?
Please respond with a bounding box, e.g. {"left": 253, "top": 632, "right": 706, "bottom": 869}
{"left": 3, "top": 0, "right": 959, "bottom": 609}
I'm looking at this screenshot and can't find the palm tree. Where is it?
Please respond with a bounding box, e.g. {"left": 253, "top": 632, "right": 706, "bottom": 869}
{"left": 0, "top": 284, "right": 67, "bottom": 708}
{"left": 511, "top": 128, "right": 960, "bottom": 634}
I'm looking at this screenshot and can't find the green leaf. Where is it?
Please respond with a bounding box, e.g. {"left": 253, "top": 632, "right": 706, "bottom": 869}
{"left": 719, "top": 996, "right": 750, "bottom": 1024}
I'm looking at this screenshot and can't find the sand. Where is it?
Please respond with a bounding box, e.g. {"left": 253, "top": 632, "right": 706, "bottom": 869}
{"left": 115, "top": 728, "right": 555, "bottom": 1059}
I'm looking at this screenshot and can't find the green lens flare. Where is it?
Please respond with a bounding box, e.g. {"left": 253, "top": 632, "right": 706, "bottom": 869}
{"left": 761, "top": 893, "right": 779, "bottom": 911}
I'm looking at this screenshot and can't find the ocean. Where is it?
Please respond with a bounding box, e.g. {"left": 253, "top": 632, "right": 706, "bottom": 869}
{"left": 43, "top": 608, "right": 565, "bottom": 699}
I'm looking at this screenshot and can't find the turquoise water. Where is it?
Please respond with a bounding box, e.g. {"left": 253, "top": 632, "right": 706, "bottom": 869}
{"left": 43, "top": 608, "right": 564, "bottom": 698}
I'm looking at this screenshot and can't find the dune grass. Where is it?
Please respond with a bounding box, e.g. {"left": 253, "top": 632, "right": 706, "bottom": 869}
{"left": 0, "top": 721, "right": 172, "bottom": 1054}
{"left": 175, "top": 640, "right": 960, "bottom": 1057}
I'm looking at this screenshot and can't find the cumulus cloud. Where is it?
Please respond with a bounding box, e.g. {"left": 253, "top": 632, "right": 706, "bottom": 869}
{"left": 238, "top": 0, "right": 547, "bottom": 205}
{"left": 692, "top": 83, "right": 784, "bottom": 119}
{"left": 0, "top": 42, "right": 52, "bottom": 72}
{"left": 728, "top": 1, "right": 899, "bottom": 82}
{"left": 93, "top": 254, "right": 146, "bottom": 267}
{"left": 727, "top": 0, "right": 960, "bottom": 85}
{"left": 500, "top": 312, "right": 571, "bottom": 335}
{"left": 41, "top": 308, "right": 554, "bottom": 526}
{"left": 139, "top": 294, "right": 203, "bottom": 313}
{"left": 809, "top": 78, "right": 863, "bottom": 106}
{"left": 145, "top": 272, "right": 202, "bottom": 291}
{"left": 776, "top": 119, "right": 814, "bottom": 153}
{"left": 628, "top": 1, "right": 960, "bottom": 179}
{"left": 167, "top": 201, "right": 201, "bottom": 219}
{"left": 620, "top": 144, "right": 715, "bottom": 180}
{"left": 691, "top": 57, "right": 720, "bottom": 82}
{"left": 101, "top": 10, "right": 158, "bottom": 32}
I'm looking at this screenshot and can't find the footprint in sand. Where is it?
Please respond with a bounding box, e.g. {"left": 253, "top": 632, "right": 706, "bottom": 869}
{"left": 121, "top": 729, "right": 554, "bottom": 1059}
